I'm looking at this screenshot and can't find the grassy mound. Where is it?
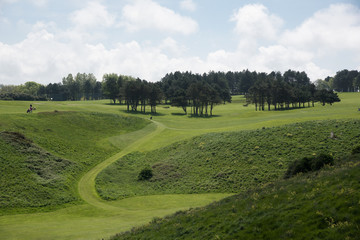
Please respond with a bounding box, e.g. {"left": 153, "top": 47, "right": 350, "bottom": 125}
{"left": 111, "top": 153, "right": 360, "bottom": 240}
{"left": 0, "top": 111, "right": 149, "bottom": 213}
{"left": 96, "top": 119, "right": 360, "bottom": 200}
{"left": 0, "top": 131, "right": 78, "bottom": 211}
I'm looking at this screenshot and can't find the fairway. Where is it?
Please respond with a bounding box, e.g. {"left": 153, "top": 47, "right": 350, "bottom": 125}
{"left": 0, "top": 93, "right": 359, "bottom": 240}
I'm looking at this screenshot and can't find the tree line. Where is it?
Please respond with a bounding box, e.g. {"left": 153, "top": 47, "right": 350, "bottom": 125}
{"left": 159, "top": 71, "right": 231, "bottom": 116}
{"left": 102, "top": 74, "right": 162, "bottom": 114}
{"left": 1, "top": 68, "right": 350, "bottom": 115}
{"left": 245, "top": 70, "right": 340, "bottom": 111}
{"left": 315, "top": 69, "right": 360, "bottom": 92}
{"left": 0, "top": 73, "right": 102, "bottom": 101}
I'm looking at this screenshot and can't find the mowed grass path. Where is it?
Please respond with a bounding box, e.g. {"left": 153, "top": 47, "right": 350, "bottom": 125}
{"left": 0, "top": 93, "right": 359, "bottom": 239}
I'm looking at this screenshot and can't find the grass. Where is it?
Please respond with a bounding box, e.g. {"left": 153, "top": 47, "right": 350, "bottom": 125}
{"left": 0, "top": 111, "right": 149, "bottom": 214}
{"left": 0, "top": 93, "right": 359, "bottom": 240}
{"left": 0, "top": 131, "right": 77, "bottom": 212}
{"left": 112, "top": 153, "right": 360, "bottom": 240}
{"left": 96, "top": 119, "right": 360, "bottom": 200}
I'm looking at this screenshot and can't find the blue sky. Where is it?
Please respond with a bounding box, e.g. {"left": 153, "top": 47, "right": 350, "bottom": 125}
{"left": 0, "top": 0, "right": 360, "bottom": 85}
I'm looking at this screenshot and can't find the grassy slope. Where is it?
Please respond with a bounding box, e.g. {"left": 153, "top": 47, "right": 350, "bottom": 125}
{"left": 96, "top": 119, "right": 360, "bottom": 200}
{"left": 112, "top": 154, "right": 360, "bottom": 240}
{"left": 0, "top": 111, "right": 149, "bottom": 213}
{"left": 0, "top": 131, "right": 77, "bottom": 211}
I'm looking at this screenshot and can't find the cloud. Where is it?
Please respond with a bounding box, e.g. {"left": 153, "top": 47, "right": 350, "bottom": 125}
{"left": 0, "top": 22, "right": 199, "bottom": 84}
{"left": 231, "top": 4, "right": 283, "bottom": 43}
{"left": 180, "top": 0, "right": 196, "bottom": 12}
{"left": 281, "top": 3, "right": 360, "bottom": 55}
{"left": 216, "top": 3, "right": 360, "bottom": 81}
{"left": 70, "top": 1, "right": 116, "bottom": 29}
{"left": 1, "top": 2, "right": 360, "bottom": 86}
{"left": 159, "top": 37, "right": 186, "bottom": 56}
{"left": 120, "top": 0, "right": 198, "bottom": 35}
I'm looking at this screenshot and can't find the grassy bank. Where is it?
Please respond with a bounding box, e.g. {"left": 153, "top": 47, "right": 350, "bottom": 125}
{"left": 112, "top": 153, "right": 360, "bottom": 240}
{"left": 96, "top": 119, "right": 360, "bottom": 200}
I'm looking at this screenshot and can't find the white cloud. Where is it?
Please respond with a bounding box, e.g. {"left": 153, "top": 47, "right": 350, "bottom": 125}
{"left": 120, "top": 0, "right": 198, "bottom": 35}
{"left": 231, "top": 4, "right": 283, "bottom": 43}
{"left": 70, "top": 1, "right": 115, "bottom": 29}
{"left": 281, "top": 4, "right": 360, "bottom": 54}
{"left": 159, "top": 37, "right": 186, "bottom": 56}
{"left": 0, "top": 23, "right": 200, "bottom": 84}
{"left": 180, "top": 0, "right": 196, "bottom": 12}
{"left": 214, "top": 3, "right": 360, "bottom": 81}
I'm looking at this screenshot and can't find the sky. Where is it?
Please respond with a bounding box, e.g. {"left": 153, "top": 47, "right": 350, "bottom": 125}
{"left": 0, "top": 0, "right": 360, "bottom": 85}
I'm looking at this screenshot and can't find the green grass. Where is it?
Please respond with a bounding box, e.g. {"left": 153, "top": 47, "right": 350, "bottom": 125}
{"left": 0, "top": 193, "right": 230, "bottom": 240}
{"left": 0, "top": 131, "right": 78, "bottom": 213}
{"left": 96, "top": 119, "right": 360, "bottom": 200}
{"left": 0, "top": 93, "right": 359, "bottom": 240}
{"left": 111, "top": 153, "right": 360, "bottom": 240}
{"left": 0, "top": 111, "right": 149, "bottom": 214}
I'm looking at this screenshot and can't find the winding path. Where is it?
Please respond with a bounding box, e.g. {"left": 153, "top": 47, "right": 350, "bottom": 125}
{"left": 77, "top": 120, "right": 165, "bottom": 210}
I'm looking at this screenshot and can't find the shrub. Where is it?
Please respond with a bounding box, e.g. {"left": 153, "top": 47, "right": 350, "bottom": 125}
{"left": 312, "top": 153, "right": 334, "bottom": 171}
{"left": 351, "top": 146, "right": 360, "bottom": 155}
{"left": 284, "top": 154, "right": 334, "bottom": 179}
{"left": 138, "top": 167, "right": 153, "bottom": 181}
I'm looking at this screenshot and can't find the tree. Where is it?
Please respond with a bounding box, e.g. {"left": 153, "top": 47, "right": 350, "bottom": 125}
{"left": 333, "top": 69, "right": 359, "bottom": 92}
{"left": 148, "top": 83, "right": 163, "bottom": 114}
{"left": 353, "top": 73, "right": 360, "bottom": 92}
{"left": 102, "top": 73, "right": 120, "bottom": 104}
{"left": 315, "top": 79, "right": 331, "bottom": 90}
{"left": 315, "top": 89, "right": 340, "bottom": 106}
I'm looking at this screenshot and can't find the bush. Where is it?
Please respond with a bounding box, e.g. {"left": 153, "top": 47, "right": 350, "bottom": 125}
{"left": 351, "top": 146, "right": 360, "bottom": 155}
{"left": 312, "top": 153, "right": 334, "bottom": 171}
{"left": 138, "top": 167, "right": 153, "bottom": 181}
{"left": 285, "top": 154, "right": 334, "bottom": 179}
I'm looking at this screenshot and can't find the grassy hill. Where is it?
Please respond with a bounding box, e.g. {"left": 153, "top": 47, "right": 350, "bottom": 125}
{"left": 0, "top": 131, "right": 78, "bottom": 212}
{"left": 96, "top": 119, "right": 360, "bottom": 200}
{"left": 0, "top": 111, "right": 149, "bottom": 214}
{"left": 111, "top": 152, "right": 360, "bottom": 240}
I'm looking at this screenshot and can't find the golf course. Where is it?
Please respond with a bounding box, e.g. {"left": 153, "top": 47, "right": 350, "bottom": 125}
{"left": 0, "top": 93, "right": 359, "bottom": 239}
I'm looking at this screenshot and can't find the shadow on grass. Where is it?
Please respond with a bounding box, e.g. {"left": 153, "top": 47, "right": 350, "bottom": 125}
{"left": 104, "top": 102, "right": 124, "bottom": 106}
{"left": 171, "top": 113, "right": 187, "bottom": 116}
{"left": 171, "top": 112, "right": 221, "bottom": 118}
{"left": 188, "top": 114, "right": 221, "bottom": 118}
{"left": 120, "top": 109, "right": 166, "bottom": 117}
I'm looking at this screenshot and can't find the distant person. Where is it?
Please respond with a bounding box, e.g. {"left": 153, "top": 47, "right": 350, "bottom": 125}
{"left": 27, "top": 104, "right": 35, "bottom": 113}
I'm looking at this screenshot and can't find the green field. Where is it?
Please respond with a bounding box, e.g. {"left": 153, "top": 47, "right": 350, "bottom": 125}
{"left": 0, "top": 93, "right": 359, "bottom": 239}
